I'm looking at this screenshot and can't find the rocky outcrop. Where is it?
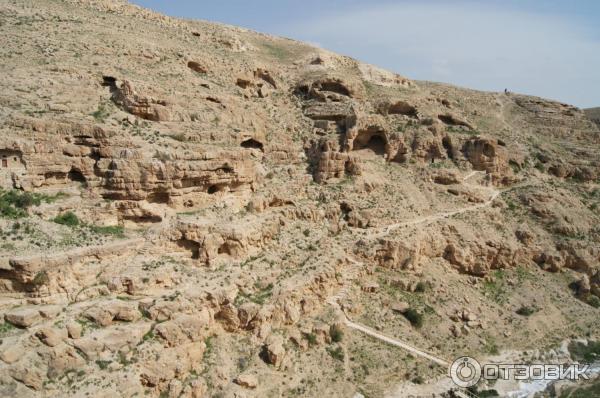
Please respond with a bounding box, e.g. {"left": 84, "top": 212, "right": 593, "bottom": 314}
{"left": 167, "top": 216, "right": 280, "bottom": 265}
{"left": 110, "top": 79, "right": 171, "bottom": 122}
{"left": 306, "top": 139, "right": 362, "bottom": 182}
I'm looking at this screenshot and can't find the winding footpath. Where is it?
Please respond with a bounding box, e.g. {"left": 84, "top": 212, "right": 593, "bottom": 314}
{"left": 328, "top": 170, "right": 500, "bottom": 398}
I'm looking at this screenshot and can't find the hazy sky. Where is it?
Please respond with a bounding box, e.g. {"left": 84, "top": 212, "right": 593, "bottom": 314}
{"left": 130, "top": 1, "right": 600, "bottom": 108}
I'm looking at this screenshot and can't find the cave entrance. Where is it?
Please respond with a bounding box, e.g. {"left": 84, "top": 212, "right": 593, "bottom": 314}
{"left": 353, "top": 130, "right": 387, "bottom": 156}
{"left": 68, "top": 168, "right": 86, "bottom": 184}
{"left": 176, "top": 238, "right": 200, "bottom": 259}
{"left": 147, "top": 192, "right": 170, "bottom": 204}
{"left": 241, "top": 138, "right": 264, "bottom": 151}
{"left": 442, "top": 137, "right": 454, "bottom": 160}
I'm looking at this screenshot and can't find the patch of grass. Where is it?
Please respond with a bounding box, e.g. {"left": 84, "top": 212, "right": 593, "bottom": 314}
{"left": 485, "top": 337, "right": 500, "bottom": 355}
{"left": 0, "top": 189, "right": 66, "bottom": 218}
{"left": 0, "top": 322, "right": 16, "bottom": 337}
{"left": 53, "top": 211, "right": 79, "bottom": 226}
{"left": 586, "top": 295, "right": 600, "bottom": 308}
{"left": 403, "top": 308, "right": 423, "bottom": 328}
{"left": 569, "top": 340, "right": 600, "bottom": 363}
{"left": 31, "top": 270, "right": 50, "bottom": 288}
{"left": 141, "top": 329, "right": 155, "bottom": 343}
{"left": 262, "top": 42, "right": 293, "bottom": 61}
{"left": 304, "top": 333, "right": 318, "bottom": 347}
{"left": 91, "top": 103, "right": 111, "bottom": 122}
{"left": 326, "top": 346, "right": 344, "bottom": 361}
{"left": 482, "top": 270, "right": 508, "bottom": 304}
{"left": 88, "top": 225, "right": 124, "bottom": 237}
{"left": 95, "top": 360, "right": 111, "bottom": 370}
{"left": 242, "top": 283, "right": 273, "bottom": 305}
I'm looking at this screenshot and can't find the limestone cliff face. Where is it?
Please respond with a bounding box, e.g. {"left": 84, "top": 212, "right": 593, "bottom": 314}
{"left": 1, "top": 1, "right": 600, "bottom": 398}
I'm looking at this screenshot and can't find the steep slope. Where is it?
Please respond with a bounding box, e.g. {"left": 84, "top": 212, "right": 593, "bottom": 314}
{"left": 0, "top": 1, "right": 599, "bottom": 397}
{"left": 586, "top": 107, "right": 600, "bottom": 127}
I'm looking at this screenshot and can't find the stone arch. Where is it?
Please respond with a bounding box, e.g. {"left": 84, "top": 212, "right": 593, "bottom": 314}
{"left": 319, "top": 80, "right": 351, "bottom": 97}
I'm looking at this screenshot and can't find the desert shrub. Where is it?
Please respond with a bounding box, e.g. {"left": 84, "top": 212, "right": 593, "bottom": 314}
{"left": 569, "top": 340, "right": 600, "bottom": 362}
{"left": 414, "top": 281, "right": 428, "bottom": 293}
{"left": 586, "top": 295, "right": 600, "bottom": 308}
{"left": 516, "top": 305, "right": 536, "bottom": 316}
{"left": 330, "top": 324, "right": 344, "bottom": 343}
{"left": 403, "top": 308, "right": 423, "bottom": 328}
{"left": 32, "top": 271, "right": 49, "bottom": 287}
{"left": 304, "top": 333, "right": 317, "bottom": 346}
{"left": 326, "top": 346, "right": 344, "bottom": 361}
{"left": 53, "top": 211, "right": 79, "bottom": 226}
{"left": 0, "top": 189, "right": 67, "bottom": 218}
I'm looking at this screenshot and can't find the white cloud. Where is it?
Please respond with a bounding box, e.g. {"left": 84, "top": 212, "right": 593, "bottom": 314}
{"left": 278, "top": 2, "right": 600, "bottom": 107}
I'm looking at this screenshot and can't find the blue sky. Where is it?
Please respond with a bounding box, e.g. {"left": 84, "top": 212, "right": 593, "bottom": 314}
{"left": 130, "top": 1, "right": 600, "bottom": 108}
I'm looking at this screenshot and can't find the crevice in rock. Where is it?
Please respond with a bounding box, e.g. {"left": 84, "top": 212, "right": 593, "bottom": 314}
{"left": 240, "top": 139, "right": 264, "bottom": 151}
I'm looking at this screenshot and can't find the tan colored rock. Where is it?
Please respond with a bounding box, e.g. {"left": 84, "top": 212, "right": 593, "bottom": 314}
{"left": 263, "top": 334, "right": 285, "bottom": 367}
{"left": 66, "top": 321, "right": 83, "bottom": 339}
{"left": 36, "top": 327, "right": 67, "bottom": 347}
{"left": 5, "top": 307, "right": 41, "bottom": 328}
{"left": 9, "top": 365, "right": 44, "bottom": 390}
{"left": 234, "top": 373, "right": 258, "bottom": 389}
{"left": 390, "top": 301, "right": 410, "bottom": 314}
{"left": 0, "top": 345, "right": 25, "bottom": 364}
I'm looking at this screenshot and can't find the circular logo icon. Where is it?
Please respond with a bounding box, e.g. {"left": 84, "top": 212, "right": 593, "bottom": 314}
{"left": 450, "top": 356, "right": 482, "bottom": 388}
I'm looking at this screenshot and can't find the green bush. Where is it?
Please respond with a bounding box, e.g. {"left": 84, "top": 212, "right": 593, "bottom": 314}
{"left": 403, "top": 308, "right": 423, "bottom": 328}
{"left": 326, "top": 346, "right": 344, "bottom": 361}
{"left": 330, "top": 324, "right": 344, "bottom": 343}
{"left": 31, "top": 271, "right": 49, "bottom": 287}
{"left": 516, "top": 305, "right": 536, "bottom": 316}
{"left": 414, "top": 281, "right": 428, "bottom": 293}
{"left": 586, "top": 295, "right": 600, "bottom": 308}
{"left": 53, "top": 211, "right": 79, "bottom": 226}
{"left": 304, "top": 333, "right": 317, "bottom": 346}
{"left": 569, "top": 340, "right": 600, "bottom": 362}
{"left": 0, "top": 189, "right": 67, "bottom": 218}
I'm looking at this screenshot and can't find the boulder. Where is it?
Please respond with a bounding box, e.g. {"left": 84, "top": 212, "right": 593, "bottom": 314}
{"left": 5, "top": 307, "right": 41, "bottom": 328}
{"left": 235, "top": 373, "right": 258, "bottom": 389}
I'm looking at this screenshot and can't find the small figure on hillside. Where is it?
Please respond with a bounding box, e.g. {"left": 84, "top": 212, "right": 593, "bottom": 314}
{"left": 504, "top": 88, "right": 509, "bottom": 95}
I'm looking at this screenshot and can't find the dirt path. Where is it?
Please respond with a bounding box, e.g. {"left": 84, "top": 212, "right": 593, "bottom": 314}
{"left": 327, "top": 170, "right": 499, "bottom": 397}
{"left": 366, "top": 171, "right": 499, "bottom": 240}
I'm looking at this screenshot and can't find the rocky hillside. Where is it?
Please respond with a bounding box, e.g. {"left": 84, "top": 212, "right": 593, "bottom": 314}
{"left": 1, "top": 1, "right": 599, "bottom": 397}
{"left": 586, "top": 107, "right": 600, "bottom": 127}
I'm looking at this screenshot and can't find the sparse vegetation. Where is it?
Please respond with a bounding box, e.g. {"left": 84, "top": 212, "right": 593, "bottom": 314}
{"left": 326, "top": 345, "right": 344, "bottom": 361}
{"left": 0, "top": 189, "right": 66, "bottom": 218}
{"left": 516, "top": 305, "right": 536, "bottom": 316}
{"left": 330, "top": 324, "right": 344, "bottom": 343}
{"left": 91, "top": 103, "right": 111, "bottom": 122}
{"left": 568, "top": 340, "right": 600, "bottom": 363}
{"left": 88, "top": 225, "right": 125, "bottom": 237}
{"left": 0, "top": 322, "right": 16, "bottom": 337}
{"left": 53, "top": 211, "right": 80, "bottom": 226}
